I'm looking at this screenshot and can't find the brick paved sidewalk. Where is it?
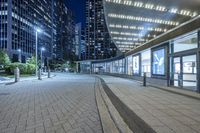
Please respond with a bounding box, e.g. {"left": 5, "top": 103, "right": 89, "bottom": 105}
{"left": 0, "top": 73, "right": 102, "bottom": 133}
{"left": 99, "top": 75, "right": 200, "bottom": 133}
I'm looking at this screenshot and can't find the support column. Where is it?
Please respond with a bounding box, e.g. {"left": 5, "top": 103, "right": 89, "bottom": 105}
{"left": 170, "top": 41, "right": 174, "bottom": 86}
{"left": 197, "top": 31, "right": 200, "bottom": 93}
{"left": 197, "top": 51, "right": 200, "bottom": 93}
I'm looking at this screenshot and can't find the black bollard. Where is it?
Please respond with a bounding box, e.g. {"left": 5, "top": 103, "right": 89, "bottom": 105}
{"left": 143, "top": 72, "right": 146, "bottom": 87}
{"left": 48, "top": 69, "right": 51, "bottom": 78}
{"left": 38, "top": 69, "right": 42, "bottom": 80}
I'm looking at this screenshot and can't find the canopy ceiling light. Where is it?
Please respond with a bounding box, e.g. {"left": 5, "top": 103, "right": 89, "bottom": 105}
{"left": 103, "top": 0, "right": 200, "bottom": 52}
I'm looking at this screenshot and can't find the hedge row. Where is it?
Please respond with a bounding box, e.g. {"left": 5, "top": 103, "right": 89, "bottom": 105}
{"left": 5, "top": 63, "right": 35, "bottom": 75}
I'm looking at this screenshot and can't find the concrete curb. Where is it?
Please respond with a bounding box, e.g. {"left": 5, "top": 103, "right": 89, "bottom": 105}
{"left": 95, "top": 78, "right": 119, "bottom": 133}
{"left": 95, "top": 77, "right": 133, "bottom": 133}
{"left": 98, "top": 76, "right": 156, "bottom": 133}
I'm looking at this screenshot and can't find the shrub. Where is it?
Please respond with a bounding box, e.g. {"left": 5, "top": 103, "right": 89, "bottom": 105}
{"left": 4, "top": 65, "right": 12, "bottom": 74}
{"left": 5, "top": 63, "right": 26, "bottom": 74}
{"left": 26, "top": 64, "right": 35, "bottom": 74}
{"left": 17, "top": 63, "right": 27, "bottom": 74}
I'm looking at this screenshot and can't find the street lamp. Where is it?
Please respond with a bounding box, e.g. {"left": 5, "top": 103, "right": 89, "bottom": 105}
{"left": 35, "top": 28, "right": 42, "bottom": 76}
{"left": 17, "top": 49, "right": 21, "bottom": 63}
{"left": 40, "top": 47, "right": 45, "bottom": 69}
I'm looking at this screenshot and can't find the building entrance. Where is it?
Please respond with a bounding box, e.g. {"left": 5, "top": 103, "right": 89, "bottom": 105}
{"left": 173, "top": 55, "right": 197, "bottom": 91}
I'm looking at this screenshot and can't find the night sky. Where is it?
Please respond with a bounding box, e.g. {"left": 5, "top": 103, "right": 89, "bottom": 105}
{"left": 65, "top": 0, "right": 86, "bottom": 27}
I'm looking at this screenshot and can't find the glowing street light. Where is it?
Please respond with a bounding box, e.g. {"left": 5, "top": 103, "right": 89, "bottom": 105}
{"left": 17, "top": 49, "right": 21, "bottom": 63}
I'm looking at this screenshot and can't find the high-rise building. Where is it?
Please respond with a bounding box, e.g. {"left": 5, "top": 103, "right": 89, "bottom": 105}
{"left": 85, "top": 0, "right": 118, "bottom": 60}
{"left": 75, "top": 23, "right": 86, "bottom": 60}
{"left": 0, "top": 0, "right": 75, "bottom": 63}
{"left": 80, "top": 28, "right": 86, "bottom": 60}
{"left": 75, "top": 23, "right": 82, "bottom": 60}
{"left": 53, "top": 0, "right": 75, "bottom": 61}
{"left": 0, "top": 0, "right": 53, "bottom": 63}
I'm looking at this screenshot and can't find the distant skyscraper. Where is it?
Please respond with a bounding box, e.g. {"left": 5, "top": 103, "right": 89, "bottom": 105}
{"left": 53, "top": 0, "right": 75, "bottom": 61}
{"left": 0, "top": 0, "right": 75, "bottom": 62}
{"left": 85, "top": 0, "right": 118, "bottom": 60}
{"left": 75, "top": 23, "right": 86, "bottom": 60}
{"left": 81, "top": 29, "right": 86, "bottom": 60}
{"left": 75, "top": 23, "right": 82, "bottom": 60}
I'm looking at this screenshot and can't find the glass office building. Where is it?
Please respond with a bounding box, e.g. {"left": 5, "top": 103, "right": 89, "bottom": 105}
{"left": 79, "top": 0, "right": 200, "bottom": 92}
{"left": 0, "top": 0, "right": 75, "bottom": 62}
{"left": 0, "top": 0, "right": 53, "bottom": 62}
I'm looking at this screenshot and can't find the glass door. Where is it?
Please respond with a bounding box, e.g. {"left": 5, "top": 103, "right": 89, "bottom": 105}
{"left": 173, "top": 57, "right": 181, "bottom": 87}
{"left": 182, "top": 55, "right": 197, "bottom": 90}
{"left": 172, "top": 55, "right": 197, "bottom": 91}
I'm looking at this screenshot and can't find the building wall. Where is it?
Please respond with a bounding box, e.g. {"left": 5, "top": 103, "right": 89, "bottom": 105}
{"left": 80, "top": 28, "right": 200, "bottom": 93}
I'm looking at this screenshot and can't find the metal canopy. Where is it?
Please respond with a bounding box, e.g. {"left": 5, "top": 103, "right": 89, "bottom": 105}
{"left": 103, "top": 0, "right": 200, "bottom": 52}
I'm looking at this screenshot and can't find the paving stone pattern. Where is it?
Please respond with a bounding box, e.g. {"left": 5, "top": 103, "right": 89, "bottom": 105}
{"left": 0, "top": 73, "right": 102, "bottom": 133}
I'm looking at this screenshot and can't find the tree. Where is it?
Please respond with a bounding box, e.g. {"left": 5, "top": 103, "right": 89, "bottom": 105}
{"left": 0, "top": 50, "right": 11, "bottom": 66}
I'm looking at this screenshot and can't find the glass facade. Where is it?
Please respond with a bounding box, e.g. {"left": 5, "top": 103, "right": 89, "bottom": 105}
{"left": 172, "top": 32, "right": 198, "bottom": 91}
{"left": 113, "top": 60, "right": 119, "bottom": 73}
{"left": 118, "top": 59, "right": 125, "bottom": 74}
{"left": 133, "top": 55, "right": 140, "bottom": 75}
{"left": 80, "top": 62, "right": 91, "bottom": 73}
{"left": 174, "top": 33, "right": 198, "bottom": 53}
{"left": 81, "top": 29, "right": 200, "bottom": 92}
{"left": 106, "top": 62, "right": 111, "bottom": 73}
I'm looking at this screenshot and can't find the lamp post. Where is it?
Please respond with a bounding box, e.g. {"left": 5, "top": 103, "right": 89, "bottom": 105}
{"left": 35, "top": 28, "right": 42, "bottom": 76}
{"left": 40, "top": 47, "right": 45, "bottom": 70}
{"left": 17, "top": 49, "right": 21, "bottom": 63}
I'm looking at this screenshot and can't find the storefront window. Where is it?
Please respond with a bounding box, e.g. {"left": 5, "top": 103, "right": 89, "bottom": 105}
{"left": 174, "top": 33, "right": 197, "bottom": 53}
{"left": 152, "top": 48, "right": 165, "bottom": 75}
{"left": 106, "top": 62, "right": 111, "bottom": 73}
{"left": 118, "top": 59, "right": 124, "bottom": 74}
{"left": 113, "top": 60, "right": 119, "bottom": 73}
{"left": 110, "top": 62, "right": 113, "bottom": 73}
{"left": 133, "top": 55, "right": 140, "bottom": 75}
{"left": 141, "top": 49, "right": 151, "bottom": 77}
{"left": 127, "top": 56, "right": 133, "bottom": 75}
{"left": 80, "top": 62, "right": 91, "bottom": 73}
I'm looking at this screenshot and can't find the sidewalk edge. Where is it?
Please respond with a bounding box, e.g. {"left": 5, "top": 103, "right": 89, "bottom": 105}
{"left": 98, "top": 76, "right": 156, "bottom": 133}
{"left": 95, "top": 78, "right": 119, "bottom": 133}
